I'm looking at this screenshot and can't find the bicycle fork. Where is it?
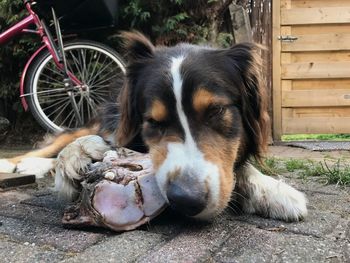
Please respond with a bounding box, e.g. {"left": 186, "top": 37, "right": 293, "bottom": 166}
{"left": 51, "top": 8, "right": 83, "bottom": 126}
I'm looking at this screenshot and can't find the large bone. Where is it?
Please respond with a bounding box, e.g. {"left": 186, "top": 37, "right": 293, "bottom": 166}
{"left": 62, "top": 149, "right": 167, "bottom": 231}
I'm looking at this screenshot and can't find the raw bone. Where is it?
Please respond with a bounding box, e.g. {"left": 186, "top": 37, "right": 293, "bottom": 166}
{"left": 62, "top": 149, "right": 167, "bottom": 231}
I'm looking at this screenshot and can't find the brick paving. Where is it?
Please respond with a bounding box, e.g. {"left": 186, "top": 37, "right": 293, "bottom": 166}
{"left": 0, "top": 146, "right": 349, "bottom": 262}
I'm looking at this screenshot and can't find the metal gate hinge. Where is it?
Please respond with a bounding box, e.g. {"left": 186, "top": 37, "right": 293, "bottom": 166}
{"left": 278, "top": 35, "right": 298, "bottom": 42}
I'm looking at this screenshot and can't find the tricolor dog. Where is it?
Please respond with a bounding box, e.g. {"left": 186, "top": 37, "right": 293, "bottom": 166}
{"left": 0, "top": 32, "right": 307, "bottom": 221}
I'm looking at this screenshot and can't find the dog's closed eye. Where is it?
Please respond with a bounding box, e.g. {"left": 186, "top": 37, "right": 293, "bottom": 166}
{"left": 206, "top": 105, "right": 227, "bottom": 119}
{"left": 147, "top": 118, "right": 163, "bottom": 127}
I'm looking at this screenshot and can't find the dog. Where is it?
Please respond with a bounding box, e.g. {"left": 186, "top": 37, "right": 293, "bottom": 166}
{"left": 0, "top": 32, "right": 307, "bottom": 221}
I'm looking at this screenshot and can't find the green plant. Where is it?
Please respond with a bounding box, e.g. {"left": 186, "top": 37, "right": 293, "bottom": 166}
{"left": 252, "top": 157, "right": 285, "bottom": 176}
{"left": 299, "top": 160, "right": 350, "bottom": 186}
{"left": 282, "top": 134, "right": 350, "bottom": 141}
{"left": 285, "top": 159, "right": 309, "bottom": 172}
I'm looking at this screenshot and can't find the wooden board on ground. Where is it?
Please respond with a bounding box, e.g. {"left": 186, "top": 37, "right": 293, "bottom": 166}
{"left": 0, "top": 173, "right": 36, "bottom": 189}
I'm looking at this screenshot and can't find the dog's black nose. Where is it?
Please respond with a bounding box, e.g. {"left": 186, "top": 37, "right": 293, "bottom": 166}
{"left": 167, "top": 182, "right": 207, "bottom": 216}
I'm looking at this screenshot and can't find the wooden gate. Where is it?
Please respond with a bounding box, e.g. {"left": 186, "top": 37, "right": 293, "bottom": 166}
{"left": 272, "top": 0, "right": 350, "bottom": 140}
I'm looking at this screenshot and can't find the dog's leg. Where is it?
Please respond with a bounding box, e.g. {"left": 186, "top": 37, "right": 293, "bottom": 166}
{"left": 55, "top": 135, "right": 111, "bottom": 200}
{"left": 235, "top": 163, "right": 307, "bottom": 222}
{"left": 0, "top": 127, "right": 97, "bottom": 177}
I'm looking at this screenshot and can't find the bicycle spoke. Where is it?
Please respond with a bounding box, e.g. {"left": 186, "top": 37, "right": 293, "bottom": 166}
{"left": 68, "top": 50, "right": 84, "bottom": 80}
{"left": 81, "top": 49, "right": 87, "bottom": 82}
{"left": 38, "top": 94, "right": 67, "bottom": 103}
{"left": 77, "top": 49, "right": 85, "bottom": 82}
{"left": 46, "top": 100, "right": 71, "bottom": 118}
{"left": 85, "top": 49, "right": 97, "bottom": 80}
{"left": 90, "top": 93, "right": 107, "bottom": 105}
{"left": 66, "top": 110, "right": 76, "bottom": 128}
{"left": 87, "top": 55, "right": 109, "bottom": 85}
{"left": 59, "top": 108, "right": 74, "bottom": 127}
{"left": 45, "top": 62, "right": 64, "bottom": 76}
{"left": 89, "top": 61, "right": 115, "bottom": 85}
{"left": 90, "top": 70, "right": 117, "bottom": 87}
{"left": 39, "top": 73, "right": 64, "bottom": 84}
{"left": 52, "top": 100, "right": 73, "bottom": 124}
{"left": 87, "top": 52, "right": 102, "bottom": 85}
{"left": 42, "top": 96, "right": 70, "bottom": 111}
{"left": 22, "top": 88, "right": 66, "bottom": 97}
{"left": 91, "top": 73, "right": 118, "bottom": 88}
{"left": 39, "top": 96, "right": 67, "bottom": 105}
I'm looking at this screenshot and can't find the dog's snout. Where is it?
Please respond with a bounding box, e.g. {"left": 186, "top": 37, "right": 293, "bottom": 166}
{"left": 166, "top": 182, "right": 207, "bottom": 216}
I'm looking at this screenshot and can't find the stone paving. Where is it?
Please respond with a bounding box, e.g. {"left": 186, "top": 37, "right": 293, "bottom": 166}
{"left": 0, "top": 146, "right": 349, "bottom": 263}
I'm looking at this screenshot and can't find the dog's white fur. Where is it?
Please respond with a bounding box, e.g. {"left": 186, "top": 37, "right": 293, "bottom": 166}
{"left": 156, "top": 56, "right": 220, "bottom": 218}
{"left": 0, "top": 159, "right": 16, "bottom": 173}
{"left": 54, "top": 135, "right": 111, "bottom": 199}
{"left": 0, "top": 157, "right": 55, "bottom": 178}
{"left": 16, "top": 157, "right": 56, "bottom": 178}
{"left": 237, "top": 164, "right": 307, "bottom": 221}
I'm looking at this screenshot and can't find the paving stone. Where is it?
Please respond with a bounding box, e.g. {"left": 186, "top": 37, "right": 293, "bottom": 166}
{"left": 233, "top": 210, "right": 343, "bottom": 239}
{"left": 212, "top": 224, "right": 278, "bottom": 263}
{"left": 274, "top": 235, "right": 347, "bottom": 263}
{"left": 0, "top": 234, "right": 66, "bottom": 263}
{"left": 139, "top": 217, "right": 239, "bottom": 263}
{"left": 0, "top": 216, "right": 107, "bottom": 252}
{"left": 63, "top": 231, "right": 166, "bottom": 263}
{"left": 213, "top": 229, "right": 348, "bottom": 263}
{"left": 0, "top": 202, "right": 63, "bottom": 225}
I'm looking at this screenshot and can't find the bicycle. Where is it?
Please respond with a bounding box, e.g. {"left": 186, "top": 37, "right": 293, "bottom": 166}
{"left": 0, "top": 0, "right": 126, "bottom": 133}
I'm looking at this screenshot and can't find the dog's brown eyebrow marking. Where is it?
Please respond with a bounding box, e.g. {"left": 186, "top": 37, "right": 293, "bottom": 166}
{"left": 148, "top": 99, "right": 168, "bottom": 121}
{"left": 192, "top": 88, "right": 230, "bottom": 113}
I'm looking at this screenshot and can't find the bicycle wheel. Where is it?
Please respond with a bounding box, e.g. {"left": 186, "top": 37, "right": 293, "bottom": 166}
{"left": 25, "top": 40, "right": 126, "bottom": 133}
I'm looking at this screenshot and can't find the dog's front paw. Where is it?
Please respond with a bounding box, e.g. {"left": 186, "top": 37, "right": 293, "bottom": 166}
{"left": 247, "top": 179, "right": 307, "bottom": 222}
{"left": 0, "top": 159, "right": 16, "bottom": 173}
{"left": 16, "top": 157, "right": 55, "bottom": 178}
{"left": 239, "top": 164, "right": 307, "bottom": 222}
{"left": 55, "top": 135, "right": 111, "bottom": 199}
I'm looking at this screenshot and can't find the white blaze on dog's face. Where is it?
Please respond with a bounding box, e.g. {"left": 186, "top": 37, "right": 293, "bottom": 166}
{"left": 150, "top": 56, "right": 241, "bottom": 218}
{"left": 118, "top": 32, "right": 266, "bottom": 219}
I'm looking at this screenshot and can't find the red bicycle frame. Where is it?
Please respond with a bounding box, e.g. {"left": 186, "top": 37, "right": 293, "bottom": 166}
{"left": 0, "top": 0, "right": 82, "bottom": 110}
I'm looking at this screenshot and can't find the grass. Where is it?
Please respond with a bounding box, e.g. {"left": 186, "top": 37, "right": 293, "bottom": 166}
{"left": 252, "top": 157, "right": 286, "bottom": 176}
{"left": 285, "top": 159, "right": 309, "bottom": 172}
{"left": 299, "top": 160, "right": 350, "bottom": 186}
{"left": 282, "top": 134, "right": 350, "bottom": 141}
{"left": 255, "top": 157, "right": 350, "bottom": 186}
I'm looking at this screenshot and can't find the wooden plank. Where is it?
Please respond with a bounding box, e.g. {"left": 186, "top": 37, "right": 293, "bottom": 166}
{"left": 282, "top": 117, "right": 350, "bottom": 134}
{"left": 282, "top": 89, "right": 350, "bottom": 107}
{"left": 292, "top": 0, "right": 350, "bottom": 8}
{"left": 292, "top": 24, "right": 350, "bottom": 35}
{"left": 229, "top": 4, "right": 252, "bottom": 43}
{"left": 281, "top": 7, "right": 350, "bottom": 25}
{"left": 272, "top": 0, "right": 282, "bottom": 141}
{"left": 293, "top": 79, "right": 350, "bottom": 90}
{"left": 282, "top": 33, "right": 350, "bottom": 52}
{"left": 286, "top": 107, "right": 350, "bottom": 118}
{"left": 282, "top": 61, "right": 350, "bottom": 79}
{"left": 290, "top": 51, "right": 350, "bottom": 63}
{"left": 0, "top": 173, "right": 35, "bottom": 189}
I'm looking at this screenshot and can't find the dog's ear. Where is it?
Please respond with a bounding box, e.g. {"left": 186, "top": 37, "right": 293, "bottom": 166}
{"left": 116, "top": 32, "right": 155, "bottom": 147}
{"left": 120, "top": 31, "right": 155, "bottom": 61}
{"left": 225, "top": 43, "right": 270, "bottom": 160}
{"left": 116, "top": 80, "right": 141, "bottom": 147}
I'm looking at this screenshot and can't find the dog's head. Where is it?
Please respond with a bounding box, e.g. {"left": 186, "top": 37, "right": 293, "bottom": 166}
{"left": 117, "top": 32, "right": 269, "bottom": 219}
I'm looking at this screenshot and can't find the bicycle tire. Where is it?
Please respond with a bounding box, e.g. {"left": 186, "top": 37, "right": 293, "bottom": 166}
{"left": 24, "top": 40, "right": 126, "bottom": 133}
